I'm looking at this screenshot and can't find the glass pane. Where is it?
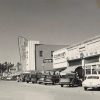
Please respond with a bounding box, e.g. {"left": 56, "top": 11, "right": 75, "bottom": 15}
{"left": 92, "top": 69, "right": 97, "bottom": 74}
{"left": 86, "top": 69, "right": 91, "bottom": 74}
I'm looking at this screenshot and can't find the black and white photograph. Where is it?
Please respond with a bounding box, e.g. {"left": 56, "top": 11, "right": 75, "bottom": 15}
{"left": 0, "top": 0, "right": 100, "bottom": 100}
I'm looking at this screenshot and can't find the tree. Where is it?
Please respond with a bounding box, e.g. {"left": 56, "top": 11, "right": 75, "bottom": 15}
{"left": 0, "top": 62, "right": 14, "bottom": 75}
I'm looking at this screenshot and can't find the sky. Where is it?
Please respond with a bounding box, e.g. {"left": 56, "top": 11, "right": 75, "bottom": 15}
{"left": 0, "top": 0, "right": 100, "bottom": 64}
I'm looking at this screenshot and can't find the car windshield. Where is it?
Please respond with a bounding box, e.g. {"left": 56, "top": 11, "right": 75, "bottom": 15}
{"left": 87, "top": 76, "right": 99, "bottom": 79}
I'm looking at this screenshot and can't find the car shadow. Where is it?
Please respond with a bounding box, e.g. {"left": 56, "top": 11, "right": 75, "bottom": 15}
{"left": 87, "top": 88, "right": 100, "bottom": 91}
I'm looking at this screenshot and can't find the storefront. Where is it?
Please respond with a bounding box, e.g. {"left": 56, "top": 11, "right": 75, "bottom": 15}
{"left": 53, "top": 35, "right": 100, "bottom": 78}
{"left": 84, "top": 55, "right": 100, "bottom": 76}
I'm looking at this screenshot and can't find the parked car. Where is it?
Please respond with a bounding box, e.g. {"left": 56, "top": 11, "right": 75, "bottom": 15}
{"left": 44, "top": 74, "right": 60, "bottom": 85}
{"left": 31, "top": 74, "right": 38, "bottom": 83}
{"left": 17, "top": 73, "right": 30, "bottom": 82}
{"left": 37, "top": 75, "right": 45, "bottom": 84}
{"left": 82, "top": 75, "right": 100, "bottom": 91}
{"left": 59, "top": 73, "right": 82, "bottom": 87}
{"left": 25, "top": 74, "right": 31, "bottom": 83}
{"left": 1, "top": 76, "right": 7, "bottom": 80}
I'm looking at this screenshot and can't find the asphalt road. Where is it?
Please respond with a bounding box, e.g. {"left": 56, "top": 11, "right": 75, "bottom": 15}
{"left": 0, "top": 80, "right": 100, "bottom": 100}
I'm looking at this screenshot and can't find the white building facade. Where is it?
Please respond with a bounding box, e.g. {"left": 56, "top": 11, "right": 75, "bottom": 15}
{"left": 26, "top": 41, "right": 40, "bottom": 71}
{"left": 53, "top": 35, "right": 100, "bottom": 78}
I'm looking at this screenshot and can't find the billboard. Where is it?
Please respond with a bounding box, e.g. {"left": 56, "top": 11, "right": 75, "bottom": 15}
{"left": 53, "top": 48, "right": 68, "bottom": 69}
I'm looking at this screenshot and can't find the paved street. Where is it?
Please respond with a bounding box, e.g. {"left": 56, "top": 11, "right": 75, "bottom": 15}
{"left": 0, "top": 80, "right": 100, "bottom": 100}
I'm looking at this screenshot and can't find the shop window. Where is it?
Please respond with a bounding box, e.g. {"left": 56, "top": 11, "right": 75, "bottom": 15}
{"left": 92, "top": 65, "right": 97, "bottom": 74}
{"left": 39, "top": 51, "right": 43, "bottom": 57}
{"left": 92, "top": 69, "right": 97, "bottom": 74}
{"left": 86, "top": 69, "right": 91, "bottom": 74}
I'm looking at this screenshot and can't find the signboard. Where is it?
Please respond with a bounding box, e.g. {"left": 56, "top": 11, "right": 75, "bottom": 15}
{"left": 43, "top": 59, "right": 53, "bottom": 63}
{"left": 53, "top": 48, "right": 68, "bottom": 69}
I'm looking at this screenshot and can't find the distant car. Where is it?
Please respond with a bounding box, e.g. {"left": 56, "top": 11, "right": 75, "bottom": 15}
{"left": 17, "top": 73, "right": 29, "bottom": 82}
{"left": 6, "top": 76, "right": 12, "bottom": 80}
{"left": 82, "top": 75, "right": 100, "bottom": 91}
{"left": 31, "top": 74, "right": 38, "bottom": 83}
{"left": 59, "top": 73, "right": 82, "bottom": 87}
{"left": 1, "top": 76, "right": 7, "bottom": 80}
{"left": 25, "top": 74, "right": 31, "bottom": 83}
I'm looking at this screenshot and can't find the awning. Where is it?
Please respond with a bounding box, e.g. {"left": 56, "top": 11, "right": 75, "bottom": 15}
{"left": 46, "top": 67, "right": 66, "bottom": 72}
{"left": 60, "top": 66, "right": 79, "bottom": 75}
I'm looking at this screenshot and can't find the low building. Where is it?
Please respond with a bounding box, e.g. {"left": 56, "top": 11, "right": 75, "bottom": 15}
{"left": 53, "top": 35, "right": 100, "bottom": 78}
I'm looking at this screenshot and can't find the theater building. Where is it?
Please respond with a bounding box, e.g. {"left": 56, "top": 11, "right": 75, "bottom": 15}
{"left": 53, "top": 36, "right": 100, "bottom": 78}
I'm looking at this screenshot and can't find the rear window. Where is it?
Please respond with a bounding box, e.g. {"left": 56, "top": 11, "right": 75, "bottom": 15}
{"left": 87, "top": 76, "right": 99, "bottom": 79}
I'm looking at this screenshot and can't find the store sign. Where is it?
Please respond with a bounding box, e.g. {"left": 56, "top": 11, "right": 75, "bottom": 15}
{"left": 43, "top": 59, "right": 53, "bottom": 63}
{"left": 53, "top": 52, "right": 66, "bottom": 60}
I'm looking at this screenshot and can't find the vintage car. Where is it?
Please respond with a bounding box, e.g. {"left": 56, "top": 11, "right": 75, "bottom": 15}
{"left": 44, "top": 74, "right": 60, "bottom": 85}
{"left": 37, "top": 75, "right": 45, "bottom": 84}
{"left": 25, "top": 74, "right": 31, "bottom": 83}
{"left": 59, "top": 73, "right": 82, "bottom": 87}
{"left": 17, "top": 73, "right": 30, "bottom": 82}
{"left": 82, "top": 75, "right": 100, "bottom": 90}
{"left": 31, "top": 74, "right": 39, "bottom": 84}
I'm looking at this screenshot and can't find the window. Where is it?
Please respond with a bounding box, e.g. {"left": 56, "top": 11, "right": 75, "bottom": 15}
{"left": 39, "top": 51, "right": 43, "bottom": 57}
{"left": 51, "top": 51, "right": 54, "bottom": 57}
{"left": 86, "top": 69, "right": 91, "bottom": 74}
{"left": 92, "top": 69, "right": 97, "bottom": 74}
{"left": 92, "top": 65, "right": 97, "bottom": 74}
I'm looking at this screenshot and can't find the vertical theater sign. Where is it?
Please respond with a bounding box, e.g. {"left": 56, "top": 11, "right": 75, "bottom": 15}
{"left": 18, "top": 36, "right": 28, "bottom": 71}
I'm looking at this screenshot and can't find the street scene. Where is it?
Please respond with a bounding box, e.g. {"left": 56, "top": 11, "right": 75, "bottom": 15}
{"left": 0, "top": 0, "right": 100, "bottom": 100}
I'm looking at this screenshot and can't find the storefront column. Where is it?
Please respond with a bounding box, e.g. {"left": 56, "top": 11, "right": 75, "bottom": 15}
{"left": 82, "top": 59, "right": 85, "bottom": 68}
{"left": 82, "top": 58, "right": 85, "bottom": 76}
